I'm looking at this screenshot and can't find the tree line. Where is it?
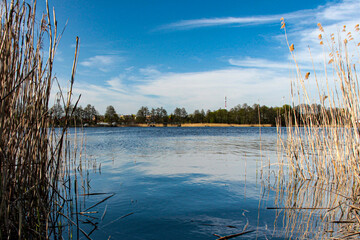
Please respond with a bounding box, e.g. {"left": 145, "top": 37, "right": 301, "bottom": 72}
{"left": 50, "top": 102, "right": 348, "bottom": 127}
{"left": 49, "top": 102, "right": 299, "bottom": 126}
{"left": 135, "top": 104, "right": 283, "bottom": 125}
{"left": 49, "top": 101, "right": 99, "bottom": 125}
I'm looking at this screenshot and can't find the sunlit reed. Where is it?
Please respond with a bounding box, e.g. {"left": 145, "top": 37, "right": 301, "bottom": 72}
{"left": 273, "top": 19, "right": 360, "bottom": 239}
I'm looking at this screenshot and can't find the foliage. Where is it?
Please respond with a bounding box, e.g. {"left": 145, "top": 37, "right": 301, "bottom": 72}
{"left": 50, "top": 103, "right": 99, "bottom": 126}
{"left": 136, "top": 106, "right": 150, "bottom": 123}
{"left": 50, "top": 102, "right": 346, "bottom": 126}
{"left": 104, "top": 105, "right": 119, "bottom": 123}
{"left": 152, "top": 107, "right": 168, "bottom": 123}
{"left": 84, "top": 104, "right": 99, "bottom": 122}
{"left": 49, "top": 100, "right": 64, "bottom": 123}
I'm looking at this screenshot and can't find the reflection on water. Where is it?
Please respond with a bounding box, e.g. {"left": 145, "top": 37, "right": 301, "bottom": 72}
{"left": 75, "top": 127, "right": 286, "bottom": 239}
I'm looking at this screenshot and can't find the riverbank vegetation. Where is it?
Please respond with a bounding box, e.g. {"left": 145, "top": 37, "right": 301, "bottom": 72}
{"left": 51, "top": 102, "right": 285, "bottom": 126}
{"left": 273, "top": 19, "right": 360, "bottom": 238}
{"left": 0, "top": 1, "right": 91, "bottom": 238}
{"left": 50, "top": 102, "right": 349, "bottom": 127}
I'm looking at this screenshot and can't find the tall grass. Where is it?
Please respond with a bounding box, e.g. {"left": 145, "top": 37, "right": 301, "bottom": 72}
{"left": 274, "top": 19, "right": 360, "bottom": 238}
{"left": 0, "top": 0, "right": 84, "bottom": 238}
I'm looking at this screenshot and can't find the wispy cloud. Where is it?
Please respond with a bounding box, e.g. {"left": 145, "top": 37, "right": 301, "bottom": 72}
{"left": 229, "top": 57, "right": 315, "bottom": 71}
{"left": 319, "top": 0, "right": 360, "bottom": 21}
{"left": 229, "top": 57, "right": 291, "bottom": 69}
{"left": 158, "top": 0, "right": 360, "bottom": 31}
{"left": 282, "top": 0, "right": 360, "bottom": 70}
{"left": 81, "top": 56, "right": 114, "bottom": 67}
{"left": 106, "top": 75, "right": 128, "bottom": 93}
{"left": 158, "top": 9, "right": 316, "bottom": 31}
{"left": 139, "top": 66, "right": 162, "bottom": 77}
{"left": 161, "top": 16, "right": 279, "bottom": 30}
{"left": 80, "top": 55, "right": 124, "bottom": 72}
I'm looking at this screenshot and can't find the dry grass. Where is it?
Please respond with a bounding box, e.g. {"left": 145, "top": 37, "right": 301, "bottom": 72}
{"left": 0, "top": 0, "right": 90, "bottom": 238}
{"left": 273, "top": 19, "right": 360, "bottom": 239}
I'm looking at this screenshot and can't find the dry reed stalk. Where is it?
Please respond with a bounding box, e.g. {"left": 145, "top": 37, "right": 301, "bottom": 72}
{"left": 272, "top": 19, "right": 360, "bottom": 239}
{"left": 0, "top": 0, "right": 95, "bottom": 239}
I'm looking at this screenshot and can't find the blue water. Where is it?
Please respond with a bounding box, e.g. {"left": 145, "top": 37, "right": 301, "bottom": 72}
{"left": 73, "top": 127, "right": 286, "bottom": 239}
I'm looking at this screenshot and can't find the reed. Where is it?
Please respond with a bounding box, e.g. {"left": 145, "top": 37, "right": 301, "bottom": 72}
{"left": 273, "top": 19, "right": 360, "bottom": 238}
{"left": 0, "top": 0, "right": 86, "bottom": 238}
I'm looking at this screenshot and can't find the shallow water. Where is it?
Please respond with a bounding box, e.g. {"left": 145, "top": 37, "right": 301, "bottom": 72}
{"left": 73, "top": 127, "right": 286, "bottom": 239}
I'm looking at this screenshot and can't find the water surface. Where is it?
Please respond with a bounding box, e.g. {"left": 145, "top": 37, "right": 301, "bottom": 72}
{"left": 76, "top": 127, "right": 285, "bottom": 239}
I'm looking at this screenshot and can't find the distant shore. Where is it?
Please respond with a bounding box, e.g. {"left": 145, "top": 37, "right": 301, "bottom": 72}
{"left": 87, "top": 123, "right": 273, "bottom": 127}
{"left": 180, "top": 123, "right": 273, "bottom": 127}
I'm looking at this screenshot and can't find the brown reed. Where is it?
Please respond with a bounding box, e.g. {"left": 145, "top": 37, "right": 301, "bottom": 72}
{"left": 273, "top": 19, "right": 360, "bottom": 239}
{"left": 0, "top": 0, "right": 86, "bottom": 238}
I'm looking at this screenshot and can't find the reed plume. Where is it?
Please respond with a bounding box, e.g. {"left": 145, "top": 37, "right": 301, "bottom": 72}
{"left": 274, "top": 19, "right": 360, "bottom": 239}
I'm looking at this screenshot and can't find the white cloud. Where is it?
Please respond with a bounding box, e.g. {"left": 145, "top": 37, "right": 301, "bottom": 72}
{"left": 62, "top": 66, "right": 293, "bottom": 114}
{"left": 158, "top": 9, "right": 316, "bottom": 30}
{"left": 51, "top": 64, "right": 295, "bottom": 115}
{"left": 125, "top": 66, "right": 135, "bottom": 72}
{"left": 161, "top": 16, "right": 279, "bottom": 30}
{"left": 81, "top": 55, "right": 113, "bottom": 67}
{"left": 80, "top": 55, "right": 124, "bottom": 72}
{"left": 139, "top": 66, "right": 162, "bottom": 77}
{"left": 135, "top": 68, "right": 291, "bottom": 110}
{"left": 319, "top": 0, "right": 360, "bottom": 21}
{"left": 244, "top": 0, "right": 358, "bottom": 95}
{"left": 229, "top": 57, "right": 294, "bottom": 70}
{"left": 282, "top": 1, "right": 360, "bottom": 72}
{"left": 158, "top": 0, "right": 359, "bottom": 33}
{"left": 106, "top": 75, "right": 127, "bottom": 93}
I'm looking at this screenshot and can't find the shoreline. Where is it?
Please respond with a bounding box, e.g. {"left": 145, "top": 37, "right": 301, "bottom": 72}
{"left": 86, "top": 123, "right": 274, "bottom": 128}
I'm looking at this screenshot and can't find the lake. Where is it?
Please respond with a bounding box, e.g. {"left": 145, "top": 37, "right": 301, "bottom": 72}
{"left": 72, "top": 127, "right": 287, "bottom": 239}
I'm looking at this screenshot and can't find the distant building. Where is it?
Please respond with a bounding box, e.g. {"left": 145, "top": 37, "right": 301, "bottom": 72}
{"left": 97, "top": 122, "right": 110, "bottom": 126}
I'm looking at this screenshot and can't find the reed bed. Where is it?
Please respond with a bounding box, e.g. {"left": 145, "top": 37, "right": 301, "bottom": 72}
{"left": 0, "top": 0, "right": 98, "bottom": 238}
{"left": 273, "top": 19, "right": 360, "bottom": 239}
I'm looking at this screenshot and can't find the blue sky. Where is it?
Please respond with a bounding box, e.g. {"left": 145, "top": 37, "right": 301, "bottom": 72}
{"left": 45, "top": 0, "right": 360, "bottom": 114}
